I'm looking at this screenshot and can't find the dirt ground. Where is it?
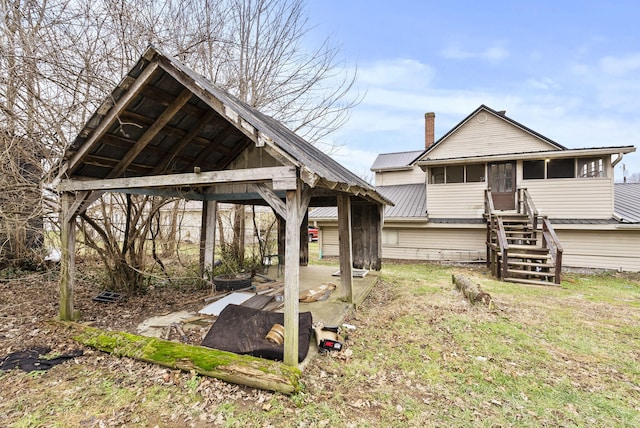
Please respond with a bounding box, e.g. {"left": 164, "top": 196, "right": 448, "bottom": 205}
{"left": 2, "top": 262, "right": 639, "bottom": 427}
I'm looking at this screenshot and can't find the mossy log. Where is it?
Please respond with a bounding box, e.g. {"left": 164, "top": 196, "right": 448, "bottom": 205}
{"left": 452, "top": 274, "right": 492, "bottom": 305}
{"left": 54, "top": 321, "right": 301, "bottom": 394}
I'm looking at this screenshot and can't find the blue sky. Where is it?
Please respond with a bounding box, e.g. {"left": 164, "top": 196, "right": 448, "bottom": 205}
{"left": 306, "top": 0, "right": 640, "bottom": 181}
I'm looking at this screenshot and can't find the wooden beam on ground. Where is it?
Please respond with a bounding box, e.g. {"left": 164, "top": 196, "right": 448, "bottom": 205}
{"left": 55, "top": 321, "right": 301, "bottom": 394}
{"left": 57, "top": 166, "right": 298, "bottom": 192}
{"left": 59, "top": 193, "right": 77, "bottom": 321}
{"left": 283, "top": 187, "right": 303, "bottom": 367}
{"left": 337, "top": 193, "right": 354, "bottom": 303}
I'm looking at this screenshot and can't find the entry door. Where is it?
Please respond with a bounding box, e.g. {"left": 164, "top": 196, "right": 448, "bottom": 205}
{"left": 489, "top": 162, "right": 516, "bottom": 210}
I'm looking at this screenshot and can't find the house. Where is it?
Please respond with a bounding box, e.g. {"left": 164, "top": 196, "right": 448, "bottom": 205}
{"left": 311, "top": 105, "right": 639, "bottom": 280}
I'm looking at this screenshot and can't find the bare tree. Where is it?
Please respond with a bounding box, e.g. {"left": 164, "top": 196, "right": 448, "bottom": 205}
{"left": 1, "top": 0, "right": 358, "bottom": 287}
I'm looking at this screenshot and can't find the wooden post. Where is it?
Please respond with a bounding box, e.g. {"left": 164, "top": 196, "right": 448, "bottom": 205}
{"left": 337, "top": 193, "right": 353, "bottom": 303}
{"left": 200, "top": 199, "right": 217, "bottom": 279}
{"left": 283, "top": 188, "right": 302, "bottom": 366}
{"left": 299, "top": 211, "right": 309, "bottom": 266}
{"left": 59, "top": 192, "right": 76, "bottom": 321}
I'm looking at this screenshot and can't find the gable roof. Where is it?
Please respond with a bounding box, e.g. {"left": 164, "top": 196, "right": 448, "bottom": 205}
{"left": 425, "top": 104, "right": 566, "bottom": 155}
{"left": 371, "top": 150, "right": 424, "bottom": 171}
{"left": 615, "top": 183, "right": 640, "bottom": 223}
{"left": 53, "top": 45, "right": 390, "bottom": 206}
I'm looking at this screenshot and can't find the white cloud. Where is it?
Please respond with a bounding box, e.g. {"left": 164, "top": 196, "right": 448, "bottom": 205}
{"left": 358, "top": 58, "right": 435, "bottom": 89}
{"left": 600, "top": 53, "right": 640, "bottom": 75}
{"left": 440, "top": 43, "right": 509, "bottom": 61}
{"left": 325, "top": 55, "right": 640, "bottom": 178}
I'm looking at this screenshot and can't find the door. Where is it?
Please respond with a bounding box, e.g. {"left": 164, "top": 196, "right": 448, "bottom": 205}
{"left": 489, "top": 162, "right": 516, "bottom": 210}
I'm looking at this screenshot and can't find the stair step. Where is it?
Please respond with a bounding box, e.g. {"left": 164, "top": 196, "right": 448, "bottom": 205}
{"left": 507, "top": 260, "right": 554, "bottom": 268}
{"left": 507, "top": 269, "right": 555, "bottom": 277}
{"left": 507, "top": 244, "right": 546, "bottom": 251}
{"left": 503, "top": 277, "right": 559, "bottom": 286}
{"left": 507, "top": 252, "right": 551, "bottom": 260}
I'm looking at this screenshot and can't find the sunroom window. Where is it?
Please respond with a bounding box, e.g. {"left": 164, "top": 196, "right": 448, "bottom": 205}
{"left": 578, "top": 157, "right": 605, "bottom": 178}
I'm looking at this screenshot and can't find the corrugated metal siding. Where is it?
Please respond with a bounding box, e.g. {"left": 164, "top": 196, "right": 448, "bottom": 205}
{"left": 375, "top": 167, "right": 425, "bottom": 186}
{"left": 614, "top": 183, "right": 640, "bottom": 223}
{"left": 556, "top": 229, "right": 640, "bottom": 271}
{"left": 427, "top": 183, "right": 486, "bottom": 218}
{"left": 525, "top": 178, "right": 613, "bottom": 219}
{"left": 377, "top": 184, "right": 427, "bottom": 218}
{"left": 371, "top": 150, "right": 424, "bottom": 170}
{"left": 310, "top": 184, "right": 428, "bottom": 220}
{"left": 427, "top": 113, "right": 557, "bottom": 160}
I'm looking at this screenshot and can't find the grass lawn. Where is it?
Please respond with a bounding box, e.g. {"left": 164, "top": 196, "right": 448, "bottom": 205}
{"left": 1, "top": 254, "right": 639, "bottom": 427}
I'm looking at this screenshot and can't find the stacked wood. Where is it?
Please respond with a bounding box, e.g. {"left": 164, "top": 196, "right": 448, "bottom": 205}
{"left": 452, "top": 274, "right": 492, "bottom": 306}
{"left": 54, "top": 321, "right": 301, "bottom": 394}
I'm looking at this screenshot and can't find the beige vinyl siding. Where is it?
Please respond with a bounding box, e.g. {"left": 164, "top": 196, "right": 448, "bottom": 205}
{"left": 375, "top": 167, "right": 425, "bottom": 186}
{"left": 427, "top": 182, "right": 486, "bottom": 218}
{"left": 524, "top": 178, "right": 613, "bottom": 219}
{"left": 556, "top": 228, "right": 640, "bottom": 271}
{"left": 319, "top": 222, "right": 640, "bottom": 272}
{"left": 427, "top": 113, "right": 557, "bottom": 160}
{"left": 319, "top": 227, "right": 340, "bottom": 257}
{"left": 382, "top": 227, "right": 485, "bottom": 261}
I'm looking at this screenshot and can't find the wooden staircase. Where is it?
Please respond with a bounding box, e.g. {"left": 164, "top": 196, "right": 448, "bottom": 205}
{"left": 485, "top": 190, "right": 563, "bottom": 286}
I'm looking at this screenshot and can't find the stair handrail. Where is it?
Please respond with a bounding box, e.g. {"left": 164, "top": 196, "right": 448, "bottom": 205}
{"left": 519, "top": 188, "right": 538, "bottom": 231}
{"left": 496, "top": 217, "right": 510, "bottom": 279}
{"left": 542, "top": 217, "right": 563, "bottom": 284}
{"left": 484, "top": 188, "right": 496, "bottom": 215}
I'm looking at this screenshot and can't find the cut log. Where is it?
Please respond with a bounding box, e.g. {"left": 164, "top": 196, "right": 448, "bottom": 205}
{"left": 452, "top": 274, "right": 492, "bottom": 306}
{"left": 53, "top": 321, "right": 301, "bottom": 394}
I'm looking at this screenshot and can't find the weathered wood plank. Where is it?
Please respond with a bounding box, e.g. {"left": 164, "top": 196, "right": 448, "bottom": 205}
{"left": 57, "top": 166, "right": 298, "bottom": 192}
{"left": 337, "top": 193, "right": 353, "bottom": 303}
{"left": 61, "top": 61, "right": 160, "bottom": 179}
{"left": 284, "top": 188, "right": 302, "bottom": 366}
{"left": 108, "top": 88, "right": 193, "bottom": 178}
{"left": 59, "top": 193, "right": 77, "bottom": 321}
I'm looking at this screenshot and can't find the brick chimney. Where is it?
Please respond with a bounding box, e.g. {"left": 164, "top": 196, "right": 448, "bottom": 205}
{"left": 424, "top": 112, "right": 435, "bottom": 148}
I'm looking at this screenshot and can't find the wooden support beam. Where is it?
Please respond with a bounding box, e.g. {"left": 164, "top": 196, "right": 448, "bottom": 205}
{"left": 108, "top": 88, "right": 193, "bottom": 178}
{"left": 59, "top": 193, "right": 77, "bottom": 320}
{"left": 152, "top": 109, "right": 218, "bottom": 174}
{"left": 62, "top": 61, "right": 160, "bottom": 178}
{"left": 57, "top": 166, "right": 298, "bottom": 192}
{"left": 252, "top": 183, "right": 286, "bottom": 218}
{"left": 200, "top": 199, "right": 217, "bottom": 279}
{"left": 337, "top": 193, "right": 354, "bottom": 303}
{"left": 283, "top": 187, "right": 303, "bottom": 367}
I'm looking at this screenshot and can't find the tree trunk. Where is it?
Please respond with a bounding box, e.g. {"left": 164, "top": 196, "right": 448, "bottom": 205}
{"left": 452, "top": 274, "right": 492, "bottom": 305}
{"left": 55, "top": 321, "right": 301, "bottom": 394}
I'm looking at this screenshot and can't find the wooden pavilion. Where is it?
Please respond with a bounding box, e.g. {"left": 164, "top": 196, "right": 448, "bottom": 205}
{"left": 51, "top": 46, "right": 391, "bottom": 366}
